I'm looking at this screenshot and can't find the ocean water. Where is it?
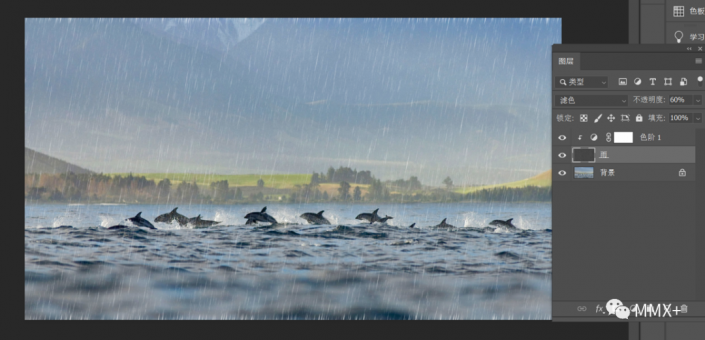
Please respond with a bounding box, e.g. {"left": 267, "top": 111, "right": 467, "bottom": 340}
{"left": 25, "top": 202, "right": 551, "bottom": 319}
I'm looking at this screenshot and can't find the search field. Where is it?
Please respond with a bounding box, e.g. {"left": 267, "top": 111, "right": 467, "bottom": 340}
{"left": 554, "top": 76, "right": 609, "bottom": 89}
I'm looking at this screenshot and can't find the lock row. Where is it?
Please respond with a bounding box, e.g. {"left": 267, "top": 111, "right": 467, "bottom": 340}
{"left": 556, "top": 112, "right": 703, "bottom": 124}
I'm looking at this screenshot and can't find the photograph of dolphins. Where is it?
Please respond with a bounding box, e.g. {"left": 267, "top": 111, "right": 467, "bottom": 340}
{"left": 25, "top": 18, "right": 557, "bottom": 320}
{"left": 154, "top": 207, "right": 189, "bottom": 226}
{"left": 299, "top": 210, "right": 331, "bottom": 225}
{"left": 125, "top": 212, "right": 155, "bottom": 230}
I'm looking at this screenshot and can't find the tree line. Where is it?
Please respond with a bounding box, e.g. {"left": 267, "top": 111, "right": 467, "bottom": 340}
{"left": 310, "top": 166, "right": 374, "bottom": 185}
{"left": 24, "top": 173, "right": 207, "bottom": 204}
{"left": 24, "top": 170, "right": 550, "bottom": 204}
{"left": 24, "top": 173, "right": 284, "bottom": 204}
{"left": 288, "top": 182, "right": 550, "bottom": 204}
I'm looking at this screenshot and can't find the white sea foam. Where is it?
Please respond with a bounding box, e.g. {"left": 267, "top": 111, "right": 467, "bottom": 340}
{"left": 462, "top": 212, "right": 491, "bottom": 229}
{"left": 52, "top": 215, "right": 76, "bottom": 228}
{"left": 213, "top": 210, "right": 247, "bottom": 226}
{"left": 98, "top": 215, "right": 124, "bottom": 228}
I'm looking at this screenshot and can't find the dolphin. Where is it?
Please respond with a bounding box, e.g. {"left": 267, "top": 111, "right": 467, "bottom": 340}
{"left": 187, "top": 214, "right": 221, "bottom": 228}
{"left": 244, "top": 206, "right": 278, "bottom": 225}
{"left": 154, "top": 207, "right": 189, "bottom": 226}
{"left": 431, "top": 218, "right": 455, "bottom": 229}
{"left": 126, "top": 212, "right": 156, "bottom": 229}
{"left": 300, "top": 210, "right": 331, "bottom": 225}
{"left": 376, "top": 215, "right": 393, "bottom": 223}
{"left": 489, "top": 218, "right": 517, "bottom": 230}
{"left": 108, "top": 225, "right": 130, "bottom": 230}
{"left": 355, "top": 208, "right": 381, "bottom": 223}
{"left": 408, "top": 223, "right": 416, "bottom": 228}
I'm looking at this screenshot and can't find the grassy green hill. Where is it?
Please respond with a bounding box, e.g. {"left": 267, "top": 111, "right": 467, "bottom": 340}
{"left": 454, "top": 170, "right": 551, "bottom": 194}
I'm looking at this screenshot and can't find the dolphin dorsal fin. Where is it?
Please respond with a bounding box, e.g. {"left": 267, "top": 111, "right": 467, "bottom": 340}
{"left": 317, "top": 210, "right": 324, "bottom": 216}
{"left": 197, "top": 214, "right": 201, "bottom": 219}
{"left": 261, "top": 207, "right": 267, "bottom": 213}
{"left": 373, "top": 208, "right": 379, "bottom": 214}
{"left": 506, "top": 218, "right": 513, "bottom": 223}
{"left": 171, "top": 207, "right": 178, "bottom": 213}
{"left": 409, "top": 223, "right": 416, "bottom": 228}
{"left": 135, "top": 212, "right": 142, "bottom": 218}
{"left": 441, "top": 218, "right": 447, "bottom": 225}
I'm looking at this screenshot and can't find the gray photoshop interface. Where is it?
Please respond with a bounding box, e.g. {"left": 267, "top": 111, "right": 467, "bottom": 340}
{"left": 552, "top": 45, "right": 705, "bottom": 324}
{"left": 640, "top": 0, "right": 705, "bottom": 44}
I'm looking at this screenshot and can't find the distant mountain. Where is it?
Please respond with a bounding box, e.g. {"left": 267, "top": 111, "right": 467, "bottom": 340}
{"left": 25, "top": 148, "right": 94, "bottom": 174}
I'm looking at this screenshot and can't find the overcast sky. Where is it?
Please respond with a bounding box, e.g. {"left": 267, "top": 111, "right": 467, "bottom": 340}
{"left": 25, "top": 18, "right": 560, "bottom": 186}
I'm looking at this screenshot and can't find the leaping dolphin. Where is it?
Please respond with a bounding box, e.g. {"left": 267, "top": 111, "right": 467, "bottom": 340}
{"left": 431, "top": 218, "right": 455, "bottom": 229}
{"left": 154, "top": 207, "right": 189, "bottom": 226}
{"left": 355, "top": 208, "right": 381, "bottom": 223}
{"left": 187, "top": 214, "right": 221, "bottom": 227}
{"left": 300, "top": 210, "right": 331, "bottom": 225}
{"left": 376, "top": 215, "right": 393, "bottom": 223}
{"left": 244, "top": 206, "right": 278, "bottom": 225}
{"left": 126, "top": 212, "right": 156, "bottom": 229}
{"left": 489, "top": 218, "right": 517, "bottom": 230}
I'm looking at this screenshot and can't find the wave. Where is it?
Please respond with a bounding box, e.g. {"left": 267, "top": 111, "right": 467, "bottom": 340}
{"left": 98, "top": 215, "right": 124, "bottom": 229}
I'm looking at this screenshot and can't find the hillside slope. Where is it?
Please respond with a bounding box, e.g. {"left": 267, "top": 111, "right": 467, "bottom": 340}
{"left": 25, "top": 148, "right": 94, "bottom": 174}
{"left": 455, "top": 170, "right": 551, "bottom": 194}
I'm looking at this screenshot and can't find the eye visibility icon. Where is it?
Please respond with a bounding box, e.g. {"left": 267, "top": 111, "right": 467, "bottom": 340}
{"left": 558, "top": 135, "right": 567, "bottom": 141}
{"left": 558, "top": 152, "right": 567, "bottom": 158}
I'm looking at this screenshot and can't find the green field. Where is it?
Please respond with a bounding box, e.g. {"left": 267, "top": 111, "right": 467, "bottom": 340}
{"left": 106, "top": 170, "right": 552, "bottom": 194}
{"left": 107, "top": 173, "right": 312, "bottom": 189}
{"left": 454, "top": 170, "right": 551, "bottom": 194}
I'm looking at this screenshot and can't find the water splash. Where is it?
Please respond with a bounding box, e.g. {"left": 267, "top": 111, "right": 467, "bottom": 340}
{"left": 269, "top": 206, "right": 303, "bottom": 224}
{"left": 510, "top": 216, "right": 544, "bottom": 230}
{"left": 52, "top": 215, "right": 77, "bottom": 228}
{"left": 98, "top": 214, "right": 124, "bottom": 228}
{"left": 329, "top": 213, "right": 364, "bottom": 226}
{"left": 462, "top": 212, "right": 491, "bottom": 229}
{"left": 213, "top": 210, "right": 244, "bottom": 226}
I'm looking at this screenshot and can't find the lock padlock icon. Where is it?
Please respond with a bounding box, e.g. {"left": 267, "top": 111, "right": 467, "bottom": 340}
{"left": 679, "top": 169, "right": 687, "bottom": 177}
{"left": 636, "top": 114, "right": 643, "bottom": 122}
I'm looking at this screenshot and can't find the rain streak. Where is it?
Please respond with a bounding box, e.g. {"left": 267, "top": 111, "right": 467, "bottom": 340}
{"left": 25, "top": 18, "right": 560, "bottom": 319}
